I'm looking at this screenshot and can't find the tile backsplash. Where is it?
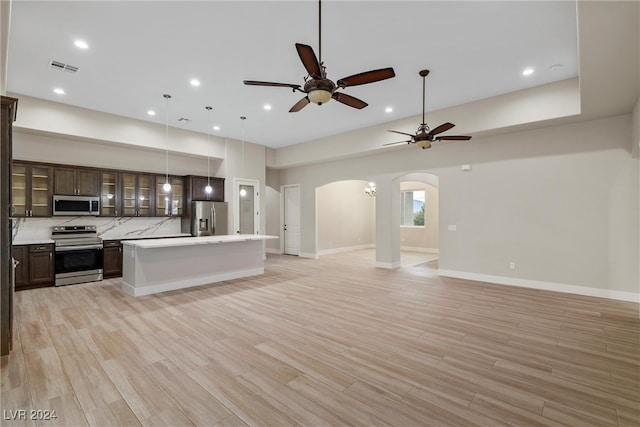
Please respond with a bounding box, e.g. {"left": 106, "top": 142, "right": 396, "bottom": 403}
{"left": 12, "top": 216, "right": 183, "bottom": 242}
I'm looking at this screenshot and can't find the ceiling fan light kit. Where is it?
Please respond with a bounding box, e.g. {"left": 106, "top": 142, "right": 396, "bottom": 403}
{"left": 385, "top": 69, "right": 472, "bottom": 150}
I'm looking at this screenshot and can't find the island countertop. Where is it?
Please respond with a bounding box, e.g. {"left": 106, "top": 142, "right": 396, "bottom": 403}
{"left": 121, "top": 234, "right": 277, "bottom": 249}
{"left": 121, "top": 234, "right": 279, "bottom": 296}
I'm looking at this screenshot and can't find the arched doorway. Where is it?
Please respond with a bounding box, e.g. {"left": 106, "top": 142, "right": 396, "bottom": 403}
{"left": 395, "top": 172, "right": 440, "bottom": 268}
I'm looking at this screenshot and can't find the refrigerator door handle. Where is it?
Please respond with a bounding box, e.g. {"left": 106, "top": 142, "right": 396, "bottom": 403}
{"left": 211, "top": 206, "right": 216, "bottom": 235}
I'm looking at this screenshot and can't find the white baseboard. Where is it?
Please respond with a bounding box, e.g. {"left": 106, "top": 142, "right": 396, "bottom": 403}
{"left": 376, "top": 261, "right": 402, "bottom": 269}
{"left": 438, "top": 269, "right": 639, "bottom": 303}
{"left": 400, "top": 246, "right": 439, "bottom": 254}
{"left": 299, "top": 252, "right": 319, "bottom": 259}
{"left": 265, "top": 248, "right": 282, "bottom": 255}
{"left": 318, "top": 244, "right": 375, "bottom": 256}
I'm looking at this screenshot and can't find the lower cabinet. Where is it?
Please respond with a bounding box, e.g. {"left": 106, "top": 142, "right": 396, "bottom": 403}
{"left": 103, "top": 240, "right": 123, "bottom": 278}
{"left": 13, "top": 244, "right": 55, "bottom": 291}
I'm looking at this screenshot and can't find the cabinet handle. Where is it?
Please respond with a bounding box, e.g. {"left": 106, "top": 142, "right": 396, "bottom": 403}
{"left": 49, "top": 253, "right": 52, "bottom": 259}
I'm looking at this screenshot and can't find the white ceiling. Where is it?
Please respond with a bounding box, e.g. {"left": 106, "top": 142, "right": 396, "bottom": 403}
{"left": 7, "top": 1, "right": 579, "bottom": 149}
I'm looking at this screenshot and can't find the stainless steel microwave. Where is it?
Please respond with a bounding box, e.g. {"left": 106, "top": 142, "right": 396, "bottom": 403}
{"left": 53, "top": 195, "right": 100, "bottom": 216}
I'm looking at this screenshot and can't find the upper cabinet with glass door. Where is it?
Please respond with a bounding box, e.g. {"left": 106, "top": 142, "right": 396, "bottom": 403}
{"left": 100, "top": 171, "right": 120, "bottom": 216}
{"left": 155, "top": 176, "right": 184, "bottom": 216}
{"left": 121, "top": 173, "right": 155, "bottom": 217}
{"left": 11, "top": 162, "right": 52, "bottom": 217}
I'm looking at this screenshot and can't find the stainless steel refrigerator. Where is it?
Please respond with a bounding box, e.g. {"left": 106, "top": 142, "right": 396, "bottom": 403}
{"left": 183, "top": 201, "right": 228, "bottom": 236}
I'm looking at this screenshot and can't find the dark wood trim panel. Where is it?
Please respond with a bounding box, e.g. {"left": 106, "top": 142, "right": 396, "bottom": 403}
{"left": 1, "top": 96, "right": 18, "bottom": 355}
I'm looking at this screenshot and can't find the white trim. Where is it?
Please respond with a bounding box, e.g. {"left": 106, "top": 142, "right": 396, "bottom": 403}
{"left": 281, "top": 184, "right": 301, "bottom": 256}
{"left": 438, "top": 269, "right": 640, "bottom": 303}
{"left": 121, "top": 267, "right": 265, "bottom": 297}
{"left": 233, "top": 178, "right": 260, "bottom": 235}
{"left": 299, "top": 252, "right": 319, "bottom": 259}
{"left": 376, "top": 261, "right": 402, "bottom": 269}
{"left": 318, "top": 244, "right": 375, "bottom": 256}
{"left": 400, "top": 246, "right": 439, "bottom": 254}
{"left": 265, "top": 247, "right": 282, "bottom": 255}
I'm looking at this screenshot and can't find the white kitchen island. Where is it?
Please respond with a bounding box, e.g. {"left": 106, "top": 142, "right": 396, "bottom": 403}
{"left": 121, "top": 234, "right": 278, "bottom": 296}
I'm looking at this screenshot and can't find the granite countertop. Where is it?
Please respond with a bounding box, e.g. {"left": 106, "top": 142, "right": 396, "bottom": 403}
{"left": 13, "top": 233, "right": 191, "bottom": 246}
{"left": 100, "top": 233, "right": 191, "bottom": 241}
{"left": 122, "top": 234, "right": 278, "bottom": 249}
{"left": 13, "top": 238, "right": 55, "bottom": 246}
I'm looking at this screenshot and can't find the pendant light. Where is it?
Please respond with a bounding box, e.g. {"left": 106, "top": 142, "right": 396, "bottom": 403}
{"left": 162, "top": 94, "right": 172, "bottom": 193}
{"left": 239, "top": 116, "right": 247, "bottom": 197}
{"left": 204, "top": 106, "right": 213, "bottom": 195}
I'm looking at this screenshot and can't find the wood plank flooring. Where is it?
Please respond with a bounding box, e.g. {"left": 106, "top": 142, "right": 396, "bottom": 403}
{"left": 1, "top": 249, "right": 638, "bottom": 426}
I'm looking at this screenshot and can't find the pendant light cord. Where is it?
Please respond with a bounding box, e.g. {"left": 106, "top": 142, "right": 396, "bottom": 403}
{"left": 318, "top": 0, "right": 322, "bottom": 64}
{"left": 164, "top": 94, "right": 171, "bottom": 184}
{"left": 206, "top": 106, "right": 212, "bottom": 187}
{"left": 240, "top": 116, "right": 246, "bottom": 177}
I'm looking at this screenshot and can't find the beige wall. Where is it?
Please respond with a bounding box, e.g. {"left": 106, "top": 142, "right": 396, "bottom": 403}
{"left": 279, "top": 114, "right": 639, "bottom": 298}
{"left": 316, "top": 180, "right": 375, "bottom": 254}
{"left": 400, "top": 181, "right": 439, "bottom": 252}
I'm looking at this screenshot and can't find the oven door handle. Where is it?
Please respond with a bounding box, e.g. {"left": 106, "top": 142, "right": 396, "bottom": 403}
{"left": 55, "top": 244, "right": 103, "bottom": 252}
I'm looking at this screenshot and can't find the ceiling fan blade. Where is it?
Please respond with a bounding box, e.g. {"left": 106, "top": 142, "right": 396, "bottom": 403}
{"left": 388, "top": 129, "right": 415, "bottom": 137}
{"left": 382, "top": 140, "right": 412, "bottom": 146}
{"left": 289, "top": 96, "right": 310, "bottom": 113}
{"left": 295, "top": 43, "right": 322, "bottom": 78}
{"left": 332, "top": 92, "right": 368, "bottom": 109}
{"left": 243, "top": 80, "right": 301, "bottom": 90}
{"left": 337, "top": 67, "right": 396, "bottom": 88}
{"left": 429, "top": 122, "right": 455, "bottom": 136}
{"left": 435, "top": 135, "right": 472, "bottom": 141}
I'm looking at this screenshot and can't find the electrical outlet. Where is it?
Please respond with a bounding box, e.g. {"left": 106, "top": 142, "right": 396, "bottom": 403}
{"left": 448, "top": 225, "right": 457, "bottom": 231}
{"left": 509, "top": 262, "right": 516, "bottom": 269}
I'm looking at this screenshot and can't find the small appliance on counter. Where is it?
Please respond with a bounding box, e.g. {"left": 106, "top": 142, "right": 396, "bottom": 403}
{"left": 51, "top": 225, "right": 103, "bottom": 286}
{"left": 182, "top": 201, "right": 228, "bottom": 236}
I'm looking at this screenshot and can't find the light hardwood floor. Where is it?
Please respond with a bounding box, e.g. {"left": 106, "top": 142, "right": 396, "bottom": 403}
{"left": 1, "top": 249, "right": 638, "bottom": 426}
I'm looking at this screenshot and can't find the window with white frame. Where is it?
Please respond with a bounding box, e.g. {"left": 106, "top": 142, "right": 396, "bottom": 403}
{"left": 400, "top": 190, "right": 425, "bottom": 226}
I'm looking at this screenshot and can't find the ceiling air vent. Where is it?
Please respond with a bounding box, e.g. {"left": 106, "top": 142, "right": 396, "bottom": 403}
{"left": 178, "top": 117, "right": 191, "bottom": 123}
{"left": 49, "top": 60, "right": 78, "bottom": 73}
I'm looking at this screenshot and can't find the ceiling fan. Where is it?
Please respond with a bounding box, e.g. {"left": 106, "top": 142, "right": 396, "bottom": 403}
{"left": 384, "top": 69, "right": 471, "bottom": 149}
{"left": 243, "top": 0, "right": 395, "bottom": 113}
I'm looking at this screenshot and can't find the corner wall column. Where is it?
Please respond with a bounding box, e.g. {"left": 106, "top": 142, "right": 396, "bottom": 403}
{"left": 375, "top": 177, "right": 401, "bottom": 268}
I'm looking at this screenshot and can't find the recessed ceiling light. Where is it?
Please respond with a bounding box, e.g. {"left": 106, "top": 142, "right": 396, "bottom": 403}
{"left": 522, "top": 68, "right": 534, "bottom": 76}
{"left": 147, "top": 110, "right": 156, "bottom": 116}
{"left": 190, "top": 79, "right": 200, "bottom": 87}
{"left": 385, "top": 107, "right": 393, "bottom": 113}
{"left": 74, "top": 39, "right": 88, "bottom": 49}
{"left": 213, "top": 126, "right": 220, "bottom": 131}
{"left": 53, "top": 88, "right": 65, "bottom": 95}
{"left": 264, "top": 104, "right": 272, "bottom": 110}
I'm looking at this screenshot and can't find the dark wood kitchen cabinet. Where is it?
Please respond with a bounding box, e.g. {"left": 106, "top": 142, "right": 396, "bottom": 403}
{"left": 155, "top": 175, "right": 184, "bottom": 216}
{"left": 103, "top": 240, "right": 123, "bottom": 278}
{"left": 122, "top": 173, "right": 155, "bottom": 216}
{"left": 13, "top": 244, "right": 54, "bottom": 290}
{"left": 12, "top": 245, "right": 29, "bottom": 290}
{"left": 29, "top": 244, "right": 55, "bottom": 287}
{"left": 54, "top": 166, "right": 100, "bottom": 196}
{"left": 11, "top": 161, "right": 53, "bottom": 217}
{"left": 188, "top": 175, "right": 225, "bottom": 202}
{"left": 100, "top": 171, "right": 121, "bottom": 216}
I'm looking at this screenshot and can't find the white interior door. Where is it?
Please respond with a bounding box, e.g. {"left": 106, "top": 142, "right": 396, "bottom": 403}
{"left": 235, "top": 179, "right": 259, "bottom": 235}
{"left": 283, "top": 185, "right": 300, "bottom": 255}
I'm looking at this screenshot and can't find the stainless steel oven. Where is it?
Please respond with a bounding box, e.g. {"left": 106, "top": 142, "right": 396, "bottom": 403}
{"left": 52, "top": 225, "right": 103, "bottom": 286}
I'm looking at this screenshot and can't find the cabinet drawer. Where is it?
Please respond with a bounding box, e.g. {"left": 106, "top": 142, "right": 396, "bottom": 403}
{"left": 30, "top": 244, "right": 54, "bottom": 253}
{"left": 103, "top": 240, "right": 122, "bottom": 248}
